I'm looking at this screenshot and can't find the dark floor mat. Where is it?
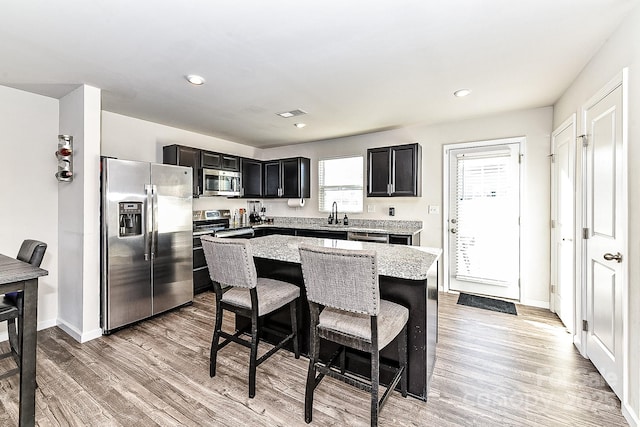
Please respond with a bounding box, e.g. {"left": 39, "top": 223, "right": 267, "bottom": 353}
{"left": 457, "top": 292, "right": 517, "bottom": 315}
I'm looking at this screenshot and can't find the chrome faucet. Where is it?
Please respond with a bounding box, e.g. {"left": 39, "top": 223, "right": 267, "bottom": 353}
{"left": 329, "top": 201, "right": 339, "bottom": 225}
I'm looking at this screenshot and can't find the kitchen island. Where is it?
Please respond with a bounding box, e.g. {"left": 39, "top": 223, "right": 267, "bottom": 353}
{"left": 242, "top": 235, "right": 440, "bottom": 400}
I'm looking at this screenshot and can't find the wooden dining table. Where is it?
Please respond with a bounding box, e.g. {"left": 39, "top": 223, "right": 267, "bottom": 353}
{"left": 0, "top": 253, "right": 48, "bottom": 426}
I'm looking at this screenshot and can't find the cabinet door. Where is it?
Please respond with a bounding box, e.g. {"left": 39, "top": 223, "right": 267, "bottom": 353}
{"left": 201, "top": 151, "right": 221, "bottom": 169}
{"left": 163, "top": 145, "right": 201, "bottom": 196}
{"left": 390, "top": 144, "right": 418, "bottom": 196}
{"left": 221, "top": 155, "right": 239, "bottom": 171}
{"left": 263, "top": 161, "right": 281, "bottom": 197}
{"left": 389, "top": 234, "right": 412, "bottom": 245}
{"left": 367, "top": 147, "right": 391, "bottom": 196}
{"left": 295, "top": 229, "right": 348, "bottom": 240}
{"left": 281, "top": 158, "right": 301, "bottom": 198}
{"left": 240, "top": 158, "right": 263, "bottom": 197}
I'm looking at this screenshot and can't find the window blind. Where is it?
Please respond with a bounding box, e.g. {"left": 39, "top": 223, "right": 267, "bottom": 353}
{"left": 454, "top": 149, "right": 518, "bottom": 286}
{"left": 318, "top": 156, "right": 363, "bottom": 213}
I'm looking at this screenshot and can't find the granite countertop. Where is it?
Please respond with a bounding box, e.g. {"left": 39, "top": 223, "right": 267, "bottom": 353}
{"left": 253, "top": 217, "right": 423, "bottom": 236}
{"left": 249, "top": 235, "right": 440, "bottom": 281}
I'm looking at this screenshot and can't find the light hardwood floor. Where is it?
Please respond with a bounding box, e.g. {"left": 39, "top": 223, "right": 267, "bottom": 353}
{"left": 0, "top": 292, "right": 628, "bottom": 426}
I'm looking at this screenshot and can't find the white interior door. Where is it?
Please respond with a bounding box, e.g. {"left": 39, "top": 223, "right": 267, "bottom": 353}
{"left": 447, "top": 142, "right": 521, "bottom": 300}
{"left": 551, "top": 117, "right": 576, "bottom": 332}
{"left": 584, "top": 78, "right": 625, "bottom": 398}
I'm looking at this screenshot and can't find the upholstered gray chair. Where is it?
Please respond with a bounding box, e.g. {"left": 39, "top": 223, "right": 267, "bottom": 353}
{"left": 201, "top": 235, "right": 300, "bottom": 398}
{"left": 0, "top": 239, "right": 47, "bottom": 379}
{"left": 298, "top": 243, "right": 408, "bottom": 427}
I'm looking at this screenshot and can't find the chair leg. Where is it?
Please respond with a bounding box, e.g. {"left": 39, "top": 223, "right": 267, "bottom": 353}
{"left": 399, "top": 324, "right": 408, "bottom": 397}
{"left": 210, "top": 302, "right": 224, "bottom": 378}
{"left": 290, "top": 300, "right": 299, "bottom": 359}
{"left": 7, "top": 318, "right": 20, "bottom": 367}
{"left": 305, "top": 304, "right": 321, "bottom": 424}
{"left": 371, "top": 350, "right": 380, "bottom": 427}
{"left": 248, "top": 313, "right": 259, "bottom": 398}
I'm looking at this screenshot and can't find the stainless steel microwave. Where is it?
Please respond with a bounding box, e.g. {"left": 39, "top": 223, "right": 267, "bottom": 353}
{"left": 200, "top": 168, "right": 241, "bottom": 196}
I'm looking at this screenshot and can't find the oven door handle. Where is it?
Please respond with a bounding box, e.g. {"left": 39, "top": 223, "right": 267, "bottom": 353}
{"left": 215, "top": 228, "right": 255, "bottom": 238}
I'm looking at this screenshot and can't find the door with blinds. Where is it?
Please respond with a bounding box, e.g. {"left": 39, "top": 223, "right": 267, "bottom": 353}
{"left": 448, "top": 142, "right": 521, "bottom": 300}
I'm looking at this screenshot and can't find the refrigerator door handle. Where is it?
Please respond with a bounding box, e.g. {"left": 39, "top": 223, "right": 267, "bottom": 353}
{"left": 152, "top": 184, "right": 159, "bottom": 259}
{"left": 145, "top": 184, "right": 153, "bottom": 261}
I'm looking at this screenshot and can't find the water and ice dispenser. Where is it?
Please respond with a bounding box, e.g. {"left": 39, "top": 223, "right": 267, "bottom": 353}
{"left": 119, "top": 202, "right": 142, "bottom": 237}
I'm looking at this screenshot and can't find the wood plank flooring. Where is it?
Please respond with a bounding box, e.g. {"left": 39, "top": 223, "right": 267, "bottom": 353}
{"left": 0, "top": 292, "right": 628, "bottom": 426}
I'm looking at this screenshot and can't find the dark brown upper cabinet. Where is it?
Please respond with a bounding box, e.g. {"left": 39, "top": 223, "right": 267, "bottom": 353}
{"left": 263, "top": 157, "right": 311, "bottom": 199}
{"left": 201, "top": 151, "right": 239, "bottom": 172}
{"left": 240, "top": 158, "right": 263, "bottom": 198}
{"left": 163, "top": 144, "right": 201, "bottom": 196}
{"left": 367, "top": 143, "right": 421, "bottom": 197}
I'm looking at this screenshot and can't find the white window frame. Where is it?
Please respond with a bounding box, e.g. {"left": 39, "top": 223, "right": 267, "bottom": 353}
{"left": 318, "top": 156, "right": 364, "bottom": 213}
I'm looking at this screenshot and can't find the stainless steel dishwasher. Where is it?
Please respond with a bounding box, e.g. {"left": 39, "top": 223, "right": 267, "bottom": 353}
{"left": 346, "top": 231, "right": 389, "bottom": 243}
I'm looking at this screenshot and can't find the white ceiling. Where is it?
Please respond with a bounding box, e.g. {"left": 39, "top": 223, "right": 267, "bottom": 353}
{"left": 1, "top": 1, "right": 637, "bottom": 148}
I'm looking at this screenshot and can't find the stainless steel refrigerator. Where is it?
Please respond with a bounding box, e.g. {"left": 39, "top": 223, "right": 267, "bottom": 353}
{"left": 101, "top": 157, "right": 193, "bottom": 334}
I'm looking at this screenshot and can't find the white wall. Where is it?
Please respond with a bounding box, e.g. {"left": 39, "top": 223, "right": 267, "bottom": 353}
{"left": 553, "top": 4, "right": 640, "bottom": 424}
{"left": 263, "top": 107, "right": 553, "bottom": 307}
{"left": 58, "top": 85, "right": 102, "bottom": 343}
{"left": 0, "top": 86, "right": 59, "bottom": 337}
{"left": 101, "top": 111, "right": 261, "bottom": 214}
{"left": 101, "top": 106, "right": 552, "bottom": 308}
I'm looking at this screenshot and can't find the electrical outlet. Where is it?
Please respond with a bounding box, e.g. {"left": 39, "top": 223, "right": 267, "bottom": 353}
{"left": 428, "top": 205, "right": 440, "bottom": 215}
{"left": 389, "top": 207, "right": 395, "bottom": 216}
{"left": 367, "top": 205, "right": 375, "bottom": 213}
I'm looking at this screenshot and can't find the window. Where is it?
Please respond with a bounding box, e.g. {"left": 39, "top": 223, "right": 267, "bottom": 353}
{"left": 318, "top": 156, "right": 363, "bottom": 213}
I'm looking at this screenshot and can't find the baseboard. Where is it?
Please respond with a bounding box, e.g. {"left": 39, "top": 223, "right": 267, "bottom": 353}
{"left": 0, "top": 318, "right": 59, "bottom": 343}
{"left": 519, "top": 298, "right": 550, "bottom": 309}
{"left": 56, "top": 319, "right": 103, "bottom": 343}
{"left": 623, "top": 401, "right": 639, "bottom": 427}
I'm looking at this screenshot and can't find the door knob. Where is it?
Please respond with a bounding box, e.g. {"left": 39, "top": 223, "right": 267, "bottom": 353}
{"left": 603, "top": 252, "right": 623, "bottom": 263}
{"left": 450, "top": 228, "right": 457, "bottom": 234}
{"left": 450, "top": 218, "right": 457, "bottom": 224}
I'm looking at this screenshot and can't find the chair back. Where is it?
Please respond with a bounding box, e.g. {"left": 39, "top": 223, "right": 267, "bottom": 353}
{"left": 298, "top": 243, "right": 379, "bottom": 315}
{"left": 201, "top": 236, "right": 257, "bottom": 289}
{"left": 17, "top": 239, "right": 47, "bottom": 267}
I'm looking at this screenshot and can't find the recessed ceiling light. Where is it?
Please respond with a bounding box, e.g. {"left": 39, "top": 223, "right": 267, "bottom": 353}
{"left": 186, "top": 75, "right": 205, "bottom": 85}
{"left": 294, "top": 123, "right": 306, "bottom": 128}
{"left": 454, "top": 89, "right": 471, "bottom": 97}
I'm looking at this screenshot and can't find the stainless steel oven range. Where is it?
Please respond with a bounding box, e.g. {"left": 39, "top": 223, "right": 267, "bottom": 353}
{"left": 192, "top": 209, "right": 255, "bottom": 293}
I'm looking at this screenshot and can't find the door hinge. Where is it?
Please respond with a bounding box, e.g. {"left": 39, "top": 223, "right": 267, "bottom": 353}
{"left": 578, "top": 134, "right": 588, "bottom": 147}
{"left": 583, "top": 228, "right": 590, "bottom": 239}
{"left": 551, "top": 284, "right": 556, "bottom": 293}
{"left": 582, "top": 320, "right": 589, "bottom": 332}
{"left": 551, "top": 219, "right": 556, "bottom": 229}
{"left": 549, "top": 154, "right": 555, "bottom": 163}
{"left": 519, "top": 154, "right": 524, "bottom": 164}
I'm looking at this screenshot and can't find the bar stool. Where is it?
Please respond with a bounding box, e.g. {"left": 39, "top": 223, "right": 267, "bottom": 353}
{"left": 201, "top": 236, "right": 300, "bottom": 398}
{"left": 298, "top": 243, "right": 408, "bottom": 427}
{"left": 1, "top": 239, "right": 47, "bottom": 378}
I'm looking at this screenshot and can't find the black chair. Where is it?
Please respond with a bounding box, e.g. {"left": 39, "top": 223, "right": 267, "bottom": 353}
{"left": 1, "top": 239, "right": 47, "bottom": 378}
{"left": 201, "top": 236, "right": 300, "bottom": 398}
{"left": 298, "top": 243, "right": 408, "bottom": 427}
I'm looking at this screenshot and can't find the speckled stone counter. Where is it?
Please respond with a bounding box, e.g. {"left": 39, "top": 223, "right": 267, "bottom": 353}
{"left": 244, "top": 235, "right": 441, "bottom": 400}
{"left": 250, "top": 235, "right": 440, "bottom": 280}
{"left": 255, "top": 216, "right": 422, "bottom": 237}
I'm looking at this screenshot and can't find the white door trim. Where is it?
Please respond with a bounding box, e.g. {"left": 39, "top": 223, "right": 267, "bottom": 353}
{"left": 580, "top": 68, "right": 629, "bottom": 404}
{"left": 550, "top": 113, "right": 576, "bottom": 335}
{"left": 442, "top": 136, "right": 525, "bottom": 299}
